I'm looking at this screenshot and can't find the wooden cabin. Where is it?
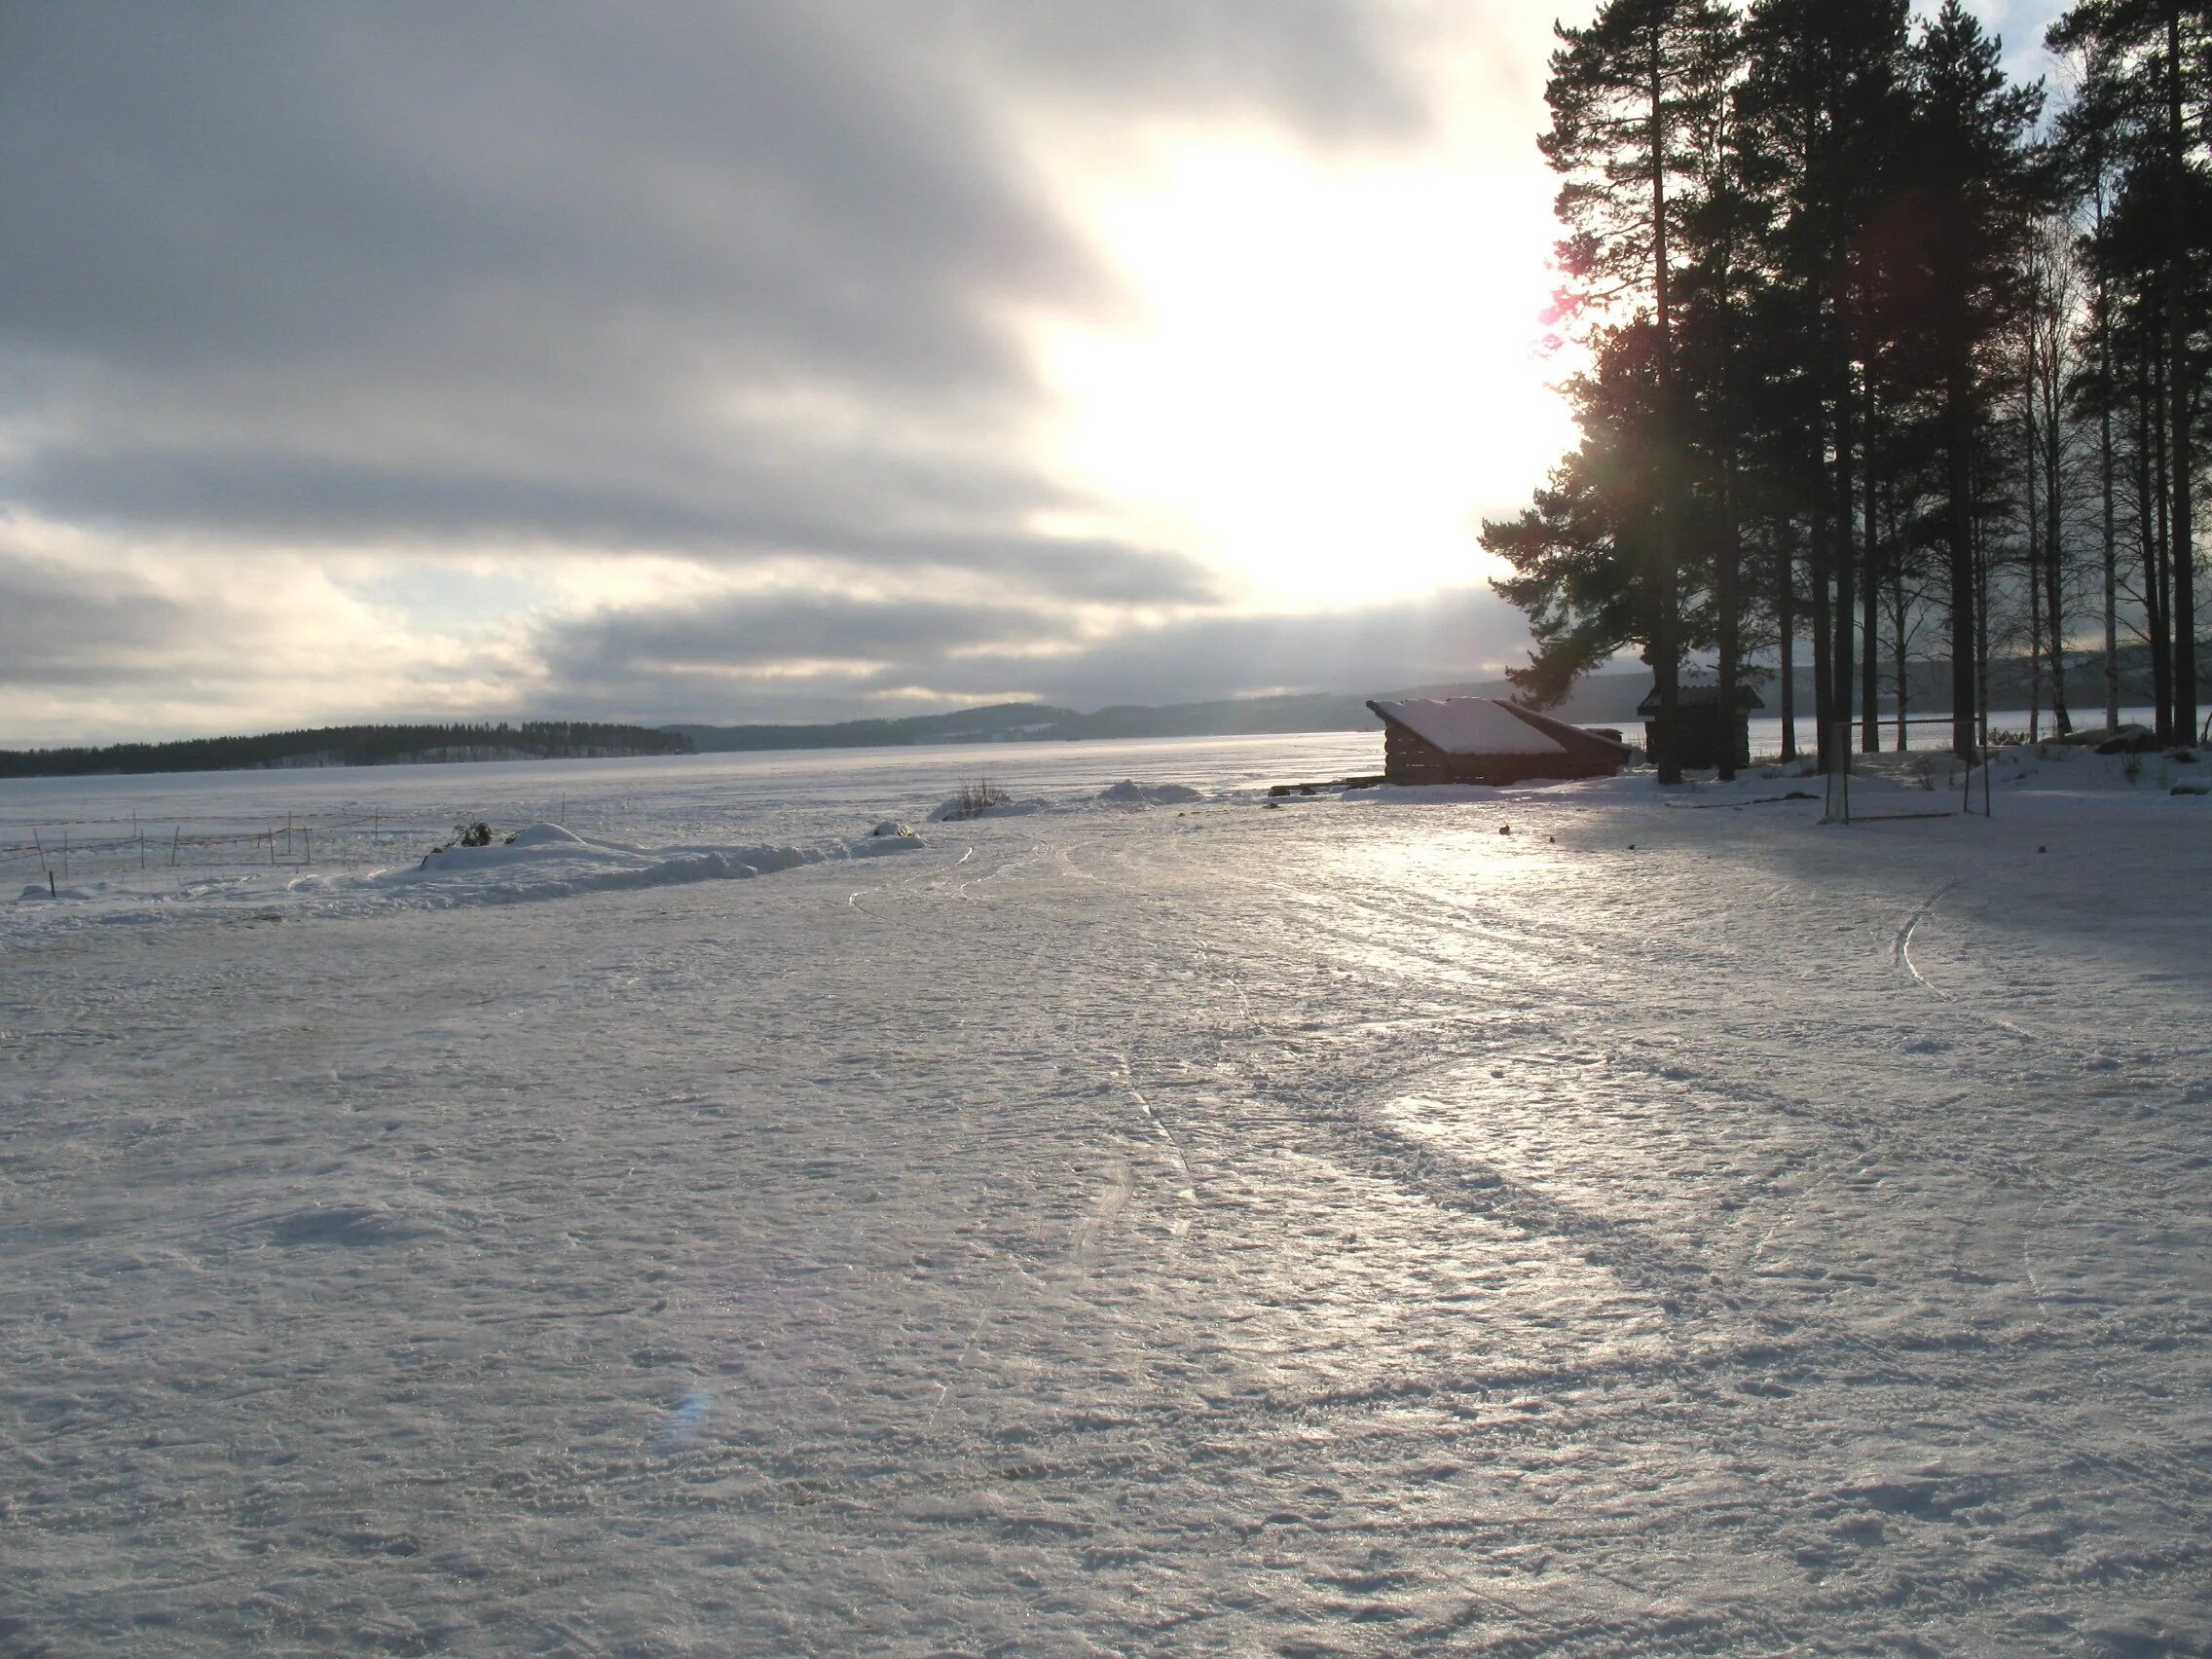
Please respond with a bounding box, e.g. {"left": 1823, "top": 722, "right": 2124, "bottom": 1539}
{"left": 1367, "top": 697, "right": 1631, "bottom": 786}
{"left": 1637, "top": 680, "right": 1762, "bottom": 770}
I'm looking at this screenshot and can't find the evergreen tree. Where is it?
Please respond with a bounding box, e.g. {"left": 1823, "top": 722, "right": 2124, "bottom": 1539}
{"left": 2048, "top": 0, "right": 2211, "bottom": 736}
{"left": 1530, "top": 0, "right": 1740, "bottom": 782}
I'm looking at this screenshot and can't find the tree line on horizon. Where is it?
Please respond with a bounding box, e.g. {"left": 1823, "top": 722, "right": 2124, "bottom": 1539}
{"left": 1484, "top": 0, "right": 2209, "bottom": 781}
{"left": 0, "top": 721, "right": 695, "bottom": 779}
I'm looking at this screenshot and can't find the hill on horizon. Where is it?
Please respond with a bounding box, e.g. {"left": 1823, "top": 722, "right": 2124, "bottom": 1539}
{"left": 0, "top": 720, "right": 694, "bottom": 779}
{"left": 666, "top": 672, "right": 1656, "bottom": 754}
{"left": 670, "top": 645, "right": 2203, "bottom": 754}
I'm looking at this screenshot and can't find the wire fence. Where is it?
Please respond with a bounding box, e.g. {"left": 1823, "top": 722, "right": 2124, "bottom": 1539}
{"left": 0, "top": 795, "right": 631, "bottom": 887}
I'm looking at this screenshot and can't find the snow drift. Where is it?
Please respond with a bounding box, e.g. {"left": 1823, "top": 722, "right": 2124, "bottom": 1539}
{"left": 380, "top": 823, "right": 926, "bottom": 909}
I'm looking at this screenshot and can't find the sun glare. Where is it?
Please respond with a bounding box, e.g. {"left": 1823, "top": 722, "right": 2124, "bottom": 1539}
{"left": 1039, "top": 138, "right": 1570, "bottom": 610}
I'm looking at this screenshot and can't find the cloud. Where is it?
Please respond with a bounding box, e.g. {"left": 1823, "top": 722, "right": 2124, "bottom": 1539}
{"left": 0, "top": 524, "right": 536, "bottom": 744}
{"left": 0, "top": 2, "right": 1549, "bottom": 743}
{"left": 0, "top": 3, "right": 1422, "bottom": 592}
{"left": 539, "top": 589, "right": 1063, "bottom": 681}
{"left": 926, "top": 588, "right": 1537, "bottom": 707}
{"left": 531, "top": 582, "right": 1533, "bottom": 724}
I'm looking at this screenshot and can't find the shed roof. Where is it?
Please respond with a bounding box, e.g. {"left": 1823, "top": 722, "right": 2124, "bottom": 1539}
{"left": 1368, "top": 697, "right": 1567, "bottom": 756}
{"left": 1636, "top": 682, "right": 1765, "bottom": 714}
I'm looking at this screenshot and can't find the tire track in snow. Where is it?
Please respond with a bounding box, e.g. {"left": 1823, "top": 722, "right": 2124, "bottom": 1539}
{"left": 1893, "top": 876, "right": 2035, "bottom": 1040}
{"left": 844, "top": 842, "right": 957, "bottom": 921}
{"left": 1887, "top": 877, "right": 2152, "bottom": 1309}
{"left": 1109, "top": 1051, "right": 1198, "bottom": 1237}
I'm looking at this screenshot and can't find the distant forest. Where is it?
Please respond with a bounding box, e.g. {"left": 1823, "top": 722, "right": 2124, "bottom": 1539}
{"left": 668, "top": 645, "right": 2188, "bottom": 756}
{"left": 1484, "top": 0, "right": 2212, "bottom": 782}
{"left": 0, "top": 721, "right": 694, "bottom": 779}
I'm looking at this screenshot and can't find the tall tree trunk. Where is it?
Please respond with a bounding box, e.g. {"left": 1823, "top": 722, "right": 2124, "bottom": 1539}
{"left": 1862, "top": 369, "right": 1880, "bottom": 752}
{"left": 2097, "top": 174, "right": 2120, "bottom": 731}
{"left": 1812, "top": 443, "right": 1837, "bottom": 770}
{"left": 1777, "top": 522, "right": 1798, "bottom": 760}
{"left": 1833, "top": 365, "right": 1858, "bottom": 767}
{"left": 2044, "top": 399, "right": 2071, "bottom": 736}
{"left": 1716, "top": 454, "right": 1742, "bottom": 781}
{"left": 1648, "top": 18, "right": 1681, "bottom": 785}
{"left": 1947, "top": 360, "right": 1978, "bottom": 756}
{"left": 1861, "top": 509, "right": 1880, "bottom": 750}
{"left": 1973, "top": 462, "right": 1992, "bottom": 748}
{"left": 2167, "top": 3, "right": 2197, "bottom": 737}
{"left": 2151, "top": 328, "right": 2175, "bottom": 736}
{"left": 1893, "top": 559, "right": 1909, "bottom": 751}
{"left": 2041, "top": 299, "right": 2072, "bottom": 737}
{"left": 2139, "top": 355, "right": 2171, "bottom": 729}
{"left": 2026, "top": 350, "right": 2044, "bottom": 742}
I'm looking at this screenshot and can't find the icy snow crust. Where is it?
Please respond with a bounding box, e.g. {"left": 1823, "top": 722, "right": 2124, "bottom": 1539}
{"left": 4, "top": 732, "right": 2212, "bottom": 1655}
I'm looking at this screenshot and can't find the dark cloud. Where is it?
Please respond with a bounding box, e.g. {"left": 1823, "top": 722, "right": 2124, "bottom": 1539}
{"left": 0, "top": 554, "right": 194, "bottom": 689}
{"left": 923, "top": 588, "right": 1535, "bottom": 707}
{"left": 0, "top": 1, "right": 1423, "bottom": 608}
{"left": 939, "top": 0, "right": 1429, "bottom": 139}
{"left": 532, "top": 584, "right": 1532, "bottom": 724}
{"left": 539, "top": 591, "right": 1061, "bottom": 680}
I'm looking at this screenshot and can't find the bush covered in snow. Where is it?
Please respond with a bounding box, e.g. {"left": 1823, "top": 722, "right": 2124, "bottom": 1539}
{"left": 942, "top": 779, "right": 1009, "bottom": 821}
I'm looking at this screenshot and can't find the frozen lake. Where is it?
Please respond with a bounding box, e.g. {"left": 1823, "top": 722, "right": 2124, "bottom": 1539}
{"left": 4, "top": 735, "right": 2210, "bottom": 1655}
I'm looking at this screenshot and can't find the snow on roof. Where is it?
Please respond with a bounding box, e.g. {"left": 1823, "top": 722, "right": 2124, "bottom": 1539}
{"left": 1636, "top": 681, "right": 1763, "bottom": 713}
{"left": 1369, "top": 697, "right": 1567, "bottom": 756}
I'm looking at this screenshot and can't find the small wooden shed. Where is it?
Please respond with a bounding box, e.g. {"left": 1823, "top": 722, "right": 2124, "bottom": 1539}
{"left": 1637, "top": 680, "right": 1763, "bottom": 771}
{"left": 1367, "top": 697, "right": 1631, "bottom": 786}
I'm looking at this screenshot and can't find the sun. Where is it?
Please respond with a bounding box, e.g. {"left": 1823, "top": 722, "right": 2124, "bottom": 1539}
{"left": 1035, "top": 135, "right": 1572, "bottom": 610}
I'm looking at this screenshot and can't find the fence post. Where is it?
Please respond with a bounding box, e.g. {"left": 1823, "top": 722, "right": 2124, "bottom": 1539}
{"left": 170, "top": 826, "right": 180, "bottom": 867}
{"left": 1821, "top": 722, "right": 1853, "bottom": 825}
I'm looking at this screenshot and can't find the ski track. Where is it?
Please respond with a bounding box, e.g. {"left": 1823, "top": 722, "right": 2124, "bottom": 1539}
{"left": 2, "top": 747, "right": 2209, "bottom": 1656}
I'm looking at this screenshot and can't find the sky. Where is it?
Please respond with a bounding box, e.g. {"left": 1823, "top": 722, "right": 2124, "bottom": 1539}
{"left": 0, "top": 1, "right": 2070, "bottom": 744}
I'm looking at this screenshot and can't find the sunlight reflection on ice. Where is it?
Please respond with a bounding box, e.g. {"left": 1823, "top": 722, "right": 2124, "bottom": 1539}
{"left": 659, "top": 1387, "right": 713, "bottom": 1453}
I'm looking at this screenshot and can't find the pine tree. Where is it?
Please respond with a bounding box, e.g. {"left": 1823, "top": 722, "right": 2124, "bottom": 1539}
{"left": 1532, "top": 0, "right": 1740, "bottom": 782}
{"left": 2048, "top": 0, "right": 2211, "bottom": 737}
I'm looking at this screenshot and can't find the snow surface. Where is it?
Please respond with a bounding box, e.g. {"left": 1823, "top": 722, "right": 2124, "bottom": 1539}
{"left": 1372, "top": 697, "right": 1566, "bottom": 756}
{"left": 4, "top": 732, "right": 2211, "bottom": 1656}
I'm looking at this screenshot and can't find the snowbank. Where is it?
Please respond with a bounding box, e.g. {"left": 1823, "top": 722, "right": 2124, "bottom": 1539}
{"left": 382, "top": 823, "right": 926, "bottom": 908}
{"left": 2, "top": 821, "right": 930, "bottom": 937}
{"left": 1097, "top": 779, "right": 1204, "bottom": 806}
{"left": 926, "top": 795, "right": 1046, "bottom": 822}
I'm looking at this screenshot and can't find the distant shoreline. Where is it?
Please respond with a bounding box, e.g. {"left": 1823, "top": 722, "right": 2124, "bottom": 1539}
{"left": 0, "top": 721, "right": 693, "bottom": 781}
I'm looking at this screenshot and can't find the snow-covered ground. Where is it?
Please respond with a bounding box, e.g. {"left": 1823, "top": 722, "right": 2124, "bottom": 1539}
{"left": 4, "top": 734, "right": 2209, "bottom": 1656}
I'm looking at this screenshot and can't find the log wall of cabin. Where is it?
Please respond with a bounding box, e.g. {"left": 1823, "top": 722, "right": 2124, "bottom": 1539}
{"left": 1382, "top": 725, "right": 1612, "bottom": 785}
{"left": 1641, "top": 710, "right": 1751, "bottom": 770}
